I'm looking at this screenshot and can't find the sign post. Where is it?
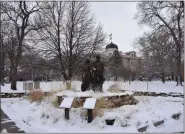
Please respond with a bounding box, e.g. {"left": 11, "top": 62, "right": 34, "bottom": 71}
{"left": 60, "top": 97, "right": 74, "bottom": 120}
{"left": 83, "top": 98, "right": 97, "bottom": 123}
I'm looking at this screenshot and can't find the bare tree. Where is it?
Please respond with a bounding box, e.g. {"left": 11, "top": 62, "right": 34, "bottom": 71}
{"left": 35, "top": 1, "right": 106, "bottom": 82}
{"left": 135, "top": 29, "right": 177, "bottom": 83}
{"left": 135, "top": 1, "right": 184, "bottom": 86}
{"left": 1, "top": 1, "right": 40, "bottom": 90}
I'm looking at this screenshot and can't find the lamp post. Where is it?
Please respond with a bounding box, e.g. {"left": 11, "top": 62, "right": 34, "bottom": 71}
{"left": 128, "top": 58, "right": 131, "bottom": 85}
{"left": 147, "top": 74, "right": 148, "bottom": 90}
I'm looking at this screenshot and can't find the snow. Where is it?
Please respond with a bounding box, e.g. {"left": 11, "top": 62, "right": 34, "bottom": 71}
{"left": 104, "top": 112, "right": 119, "bottom": 120}
{"left": 56, "top": 90, "right": 133, "bottom": 98}
{"left": 83, "top": 98, "right": 97, "bottom": 109}
{"left": 1, "top": 96, "right": 183, "bottom": 133}
{"left": 60, "top": 98, "right": 74, "bottom": 108}
{"left": 1, "top": 81, "right": 184, "bottom": 94}
{"left": 1, "top": 129, "right": 8, "bottom": 133}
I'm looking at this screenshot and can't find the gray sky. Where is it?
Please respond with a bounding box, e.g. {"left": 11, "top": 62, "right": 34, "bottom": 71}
{"left": 90, "top": 2, "right": 150, "bottom": 54}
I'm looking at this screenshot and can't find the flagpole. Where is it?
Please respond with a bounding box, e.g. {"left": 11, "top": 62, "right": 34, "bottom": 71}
{"left": 109, "top": 33, "right": 112, "bottom": 43}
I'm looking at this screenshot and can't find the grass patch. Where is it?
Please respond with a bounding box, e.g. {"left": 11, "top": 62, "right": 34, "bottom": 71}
{"left": 52, "top": 97, "right": 60, "bottom": 108}
{"left": 93, "top": 108, "right": 104, "bottom": 117}
{"left": 28, "top": 89, "right": 44, "bottom": 102}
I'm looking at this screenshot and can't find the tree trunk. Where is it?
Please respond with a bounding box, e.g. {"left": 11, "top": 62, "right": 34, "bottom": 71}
{"left": 115, "top": 76, "right": 117, "bottom": 81}
{"left": 171, "top": 72, "right": 174, "bottom": 81}
{"left": 9, "top": 65, "right": 13, "bottom": 82}
{"left": 0, "top": 2, "right": 4, "bottom": 86}
{"left": 162, "top": 77, "right": 165, "bottom": 83}
{"left": 11, "top": 78, "right": 17, "bottom": 90}
{"left": 176, "top": 74, "right": 182, "bottom": 86}
{"left": 11, "top": 67, "right": 18, "bottom": 90}
{"left": 161, "top": 72, "right": 165, "bottom": 83}
{"left": 176, "top": 48, "right": 182, "bottom": 86}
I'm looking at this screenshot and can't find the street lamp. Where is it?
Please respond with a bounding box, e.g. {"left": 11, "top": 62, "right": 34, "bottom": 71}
{"left": 128, "top": 58, "right": 131, "bottom": 85}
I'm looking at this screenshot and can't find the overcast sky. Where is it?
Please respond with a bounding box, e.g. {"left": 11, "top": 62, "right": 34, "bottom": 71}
{"left": 90, "top": 2, "right": 150, "bottom": 54}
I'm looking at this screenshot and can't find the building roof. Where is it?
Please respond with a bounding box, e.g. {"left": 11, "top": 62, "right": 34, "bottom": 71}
{"left": 124, "top": 51, "right": 136, "bottom": 54}
{"left": 105, "top": 42, "right": 118, "bottom": 50}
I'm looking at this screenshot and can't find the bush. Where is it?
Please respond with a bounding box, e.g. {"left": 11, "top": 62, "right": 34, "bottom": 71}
{"left": 28, "top": 89, "right": 44, "bottom": 102}
{"left": 108, "top": 84, "right": 121, "bottom": 93}
{"left": 44, "top": 93, "right": 60, "bottom": 108}
{"left": 52, "top": 97, "right": 60, "bottom": 108}
{"left": 93, "top": 108, "right": 104, "bottom": 117}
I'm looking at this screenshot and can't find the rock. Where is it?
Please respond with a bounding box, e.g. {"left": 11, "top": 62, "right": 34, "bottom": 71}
{"left": 72, "top": 99, "right": 79, "bottom": 108}
{"left": 172, "top": 113, "right": 181, "bottom": 120}
{"left": 144, "top": 92, "right": 148, "bottom": 96}
{"left": 77, "top": 99, "right": 84, "bottom": 107}
{"left": 121, "top": 100, "right": 132, "bottom": 105}
{"left": 153, "top": 120, "right": 164, "bottom": 127}
{"left": 107, "top": 103, "right": 114, "bottom": 108}
{"left": 129, "top": 95, "right": 134, "bottom": 100}
{"left": 148, "top": 92, "right": 151, "bottom": 96}
{"left": 106, "top": 96, "right": 113, "bottom": 100}
{"left": 138, "top": 125, "right": 148, "bottom": 132}
{"left": 120, "top": 94, "right": 126, "bottom": 98}
{"left": 121, "top": 96, "right": 130, "bottom": 101}
{"left": 112, "top": 99, "right": 121, "bottom": 107}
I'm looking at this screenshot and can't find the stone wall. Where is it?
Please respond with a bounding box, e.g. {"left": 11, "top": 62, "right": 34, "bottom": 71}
{"left": 57, "top": 94, "right": 138, "bottom": 109}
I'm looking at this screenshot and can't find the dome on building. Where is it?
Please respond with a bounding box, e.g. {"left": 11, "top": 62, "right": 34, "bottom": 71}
{"left": 105, "top": 42, "right": 118, "bottom": 50}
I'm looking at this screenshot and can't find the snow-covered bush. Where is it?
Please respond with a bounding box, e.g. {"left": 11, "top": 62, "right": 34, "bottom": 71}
{"left": 107, "top": 83, "right": 121, "bottom": 93}
{"left": 93, "top": 108, "right": 104, "bottom": 117}
{"left": 66, "top": 81, "right": 72, "bottom": 90}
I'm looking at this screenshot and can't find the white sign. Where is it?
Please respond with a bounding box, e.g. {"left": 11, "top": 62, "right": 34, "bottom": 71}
{"left": 60, "top": 98, "right": 74, "bottom": 108}
{"left": 83, "top": 98, "right": 97, "bottom": 109}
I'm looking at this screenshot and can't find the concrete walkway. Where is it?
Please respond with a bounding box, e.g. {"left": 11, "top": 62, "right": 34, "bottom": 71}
{"left": 1, "top": 109, "right": 24, "bottom": 133}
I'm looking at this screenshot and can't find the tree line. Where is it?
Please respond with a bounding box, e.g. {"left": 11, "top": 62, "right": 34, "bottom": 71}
{"left": 134, "top": 1, "right": 184, "bottom": 86}
{"left": 0, "top": 1, "right": 183, "bottom": 90}
{"left": 0, "top": 1, "right": 106, "bottom": 90}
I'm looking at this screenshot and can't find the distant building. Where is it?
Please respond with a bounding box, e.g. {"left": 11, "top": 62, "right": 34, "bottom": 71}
{"left": 98, "top": 42, "right": 142, "bottom": 73}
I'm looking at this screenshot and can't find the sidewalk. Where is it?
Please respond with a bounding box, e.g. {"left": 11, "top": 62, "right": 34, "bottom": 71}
{"left": 1, "top": 109, "right": 24, "bottom": 133}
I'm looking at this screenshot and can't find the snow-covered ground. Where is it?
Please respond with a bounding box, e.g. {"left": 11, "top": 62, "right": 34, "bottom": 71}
{"left": 1, "top": 81, "right": 184, "bottom": 94}
{"left": 1, "top": 96, "right": 184, "bottom": 133}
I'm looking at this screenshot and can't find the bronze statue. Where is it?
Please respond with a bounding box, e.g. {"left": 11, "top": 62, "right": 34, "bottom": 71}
{"left": 91, "top": 55, "right": 105, "bottom": 92}
{"left": 81, "top": 55, "right": 105, "bottom": 92}
{"left": 81, "top": 59, "right": 91, "bottom": 92}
